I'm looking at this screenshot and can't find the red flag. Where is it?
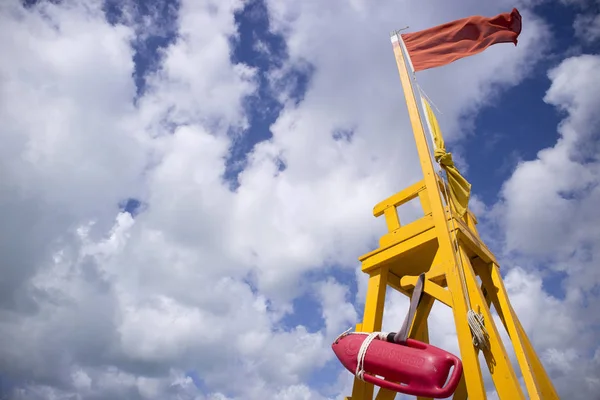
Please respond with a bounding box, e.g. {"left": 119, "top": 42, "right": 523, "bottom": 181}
{"left": 400, "top": 8, "right": 522, "bottom": 72}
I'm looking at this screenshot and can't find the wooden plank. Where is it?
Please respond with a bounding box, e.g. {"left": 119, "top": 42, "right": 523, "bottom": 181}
{"left": 373, "top": 180, "right": 425, "bottom": 217}
{"left": 400, "top": 275, "right": 452, "bottom": 307}
{"left": 379, "top": 214, "right": 435, "bottom": 248}
{"left": 360, "top": 228, "right": 438, "bottom": 271}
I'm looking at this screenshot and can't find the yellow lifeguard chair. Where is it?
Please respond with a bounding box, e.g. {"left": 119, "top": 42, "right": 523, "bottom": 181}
{"left": 342, "top": 31, "right": 561, "bottom": 400}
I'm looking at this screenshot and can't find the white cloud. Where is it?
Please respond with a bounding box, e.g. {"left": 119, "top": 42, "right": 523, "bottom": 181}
{"left": 0, "top": 0, "right": 592, "bottom": 399}
{"left": 574, "top": 12, "right": 600, "bottom": 44}
{"left": 498, "top": 54, "right": 600, "bottom": 265}
{"left": 490, "top": 53, "right": 600, "bottom": 399}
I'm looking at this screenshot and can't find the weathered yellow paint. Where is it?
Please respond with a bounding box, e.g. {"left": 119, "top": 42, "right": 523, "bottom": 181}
{"left": 339, "top": 32, "right": 559, "bottom": 400}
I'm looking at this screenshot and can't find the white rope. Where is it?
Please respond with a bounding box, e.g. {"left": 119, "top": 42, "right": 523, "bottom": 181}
{"left": 468, "top": 309, "right": 490, "bottom": 350}
{"left": 402, "top": 31, "right": 488, "bottom": 352}
{"left": 417, "top": 83, "right": 443, "bottom": 115}
{"left": 416, "top": 90, "right": 490, "bottom": 351}
{"left": 335, "top": 330, "right": 390, "bottom": 381}
{"left": 333, "top": 327, "right": 353, "bottom": 344}
{"left": 438, "top": 168, "right": 490, "bottom": 351}
{"left": 356, "top": 332, "right": 388, "bottom": 380}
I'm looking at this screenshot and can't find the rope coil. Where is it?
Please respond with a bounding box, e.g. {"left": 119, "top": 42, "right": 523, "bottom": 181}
{"left": 437, "top": 169, "right": 490, "bottom": 351}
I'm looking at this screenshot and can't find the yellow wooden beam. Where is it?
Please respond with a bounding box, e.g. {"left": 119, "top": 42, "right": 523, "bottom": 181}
{"left": 512, "top": 307, "right": 560, "bottom": 400}
{"left": 351, "top": 267, "right": 389, "bottom": 400}
{"left": 392, "top": 33, "right": 487, "bottom": 399}
{"left": 455, "top": 224, "right": 497, "bottom": 265}
{"left": 457, "top": 248, "right": 525, "bottom": 399}
{"left": 400, "top": 274, "right": 452, "bottom": 307}
{"left": 385, "top": 271, "right": 411, "bottom": 296}
{"left": 418, "top": 188, "right": 433, "bottom": 215}
{"left": 360, "top": 227, "right": 437, "bottom": 271}
{"left": 383, "top": 206, "right": 401, "bottom": 232}
{"left": 374, "top": 180, "right": 426, "bottom": 217}
{"left": 485, "top": 263, "right": 560, "bottom": 400}
{"left": 452, "top": 376, "right": 468, "bottom": 400}
{"left": 378, "top": 214, "right": 435, "bottom": 248}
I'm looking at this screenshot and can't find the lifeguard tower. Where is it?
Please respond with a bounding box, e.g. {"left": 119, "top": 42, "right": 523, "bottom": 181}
{"left": 336, "top": 9, "right": 561, "bottom": 400}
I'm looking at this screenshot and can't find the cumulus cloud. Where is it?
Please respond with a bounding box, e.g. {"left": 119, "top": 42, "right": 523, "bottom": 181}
{"left": 491, "top": 53, "right": 600, "bottom": 399}
{"left": 0, "top": 0, "right": 593, "bottom": 399}
{"left": 574, "top": 12, "right": 600, "bottom": 44}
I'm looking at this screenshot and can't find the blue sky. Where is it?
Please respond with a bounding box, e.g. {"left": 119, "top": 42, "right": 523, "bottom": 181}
{"left": 467, "top": 1, "right": 600, "bottom": 203}
{"left": 98, "top": 0, "right": 598, "bottom": 392}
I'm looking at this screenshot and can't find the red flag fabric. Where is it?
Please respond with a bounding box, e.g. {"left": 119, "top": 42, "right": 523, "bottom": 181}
{"left": 400, "top": 8, "right": 522, "bottom": 72}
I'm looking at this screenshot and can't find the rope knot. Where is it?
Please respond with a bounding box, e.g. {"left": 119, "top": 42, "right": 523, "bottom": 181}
{"left": 434, "top": 148, "right": 454, "bottom": 168}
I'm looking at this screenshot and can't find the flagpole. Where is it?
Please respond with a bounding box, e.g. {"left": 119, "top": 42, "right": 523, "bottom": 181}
{"left": 389, "top": 31, "right": 446, "bottom": 218}
{"left": 390, "top": 30, "right": 488, "bottom": 399}
{"left": 393, "top": 33, "right": 439, "bottom": 169}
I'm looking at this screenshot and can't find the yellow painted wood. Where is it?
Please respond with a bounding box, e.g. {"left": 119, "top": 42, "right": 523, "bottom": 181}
{"left": 414, "top": 311, "right": 433, "bottom": 400}
{"left": 341, "top": 33, "right": 559, "bottom": 400}
{"left": 374, "top": 180, "right": 426, "bottom": 217}
{"left": 455, "top": 226, "right": 497, "bottom": 265}
{"left": 410, "top": 295, "right": 434, "bottom": 349}
{"left": 457, "top": 247, "right": 526, "bottom": 399}
{"left": 351, "top": 267, "right": 389, "bottom": 400}
{"left": 465, "top": 210, "right": 479, "bottom": 236}
{"left": 400, "top": 275, "right": 452, "bottom": 307}
{"left": 372, "top": 299, "right": 433, "bottom": 400}
{"left": 418, "top": 189, "right": 432, "bottom": 215}
{"left": 489, "top": 263, "right": 560, "bottom": 400}
{"left": 379, "top": 214, "right": 435, "bottom": 248}
{"left": 360, "top": 227, "right": 437, "bottom": 270}
{"left": 452, "top": 376, "right": 468, "bottom": 400}
{"left": 473, "top": 259, "right": 559, "bottom": 399}
{"left": 475, "top": 262, "right": 542, "bottom": 398}
{"left": 391, "top": 40, "right": 456, "bottom": 267}
{"left": 444, "top": 261, "right": 487, "bottom": 399}
{"left": 383, "top": 207, "right": 401, "bottom": 233}
{"left": 385, "top": 272, "right": 411, "bottom": 296}
{"left": 373, "top": 297, "right": 434, "bottom": 400}
{"left": 374, "top": 388, "right": 397, "bottom": 400}
{"left": 375, "top": 35, "right": 485, "bottom": 399}
{"left": 512, "top": 308, "right": 561, "bottom": 400}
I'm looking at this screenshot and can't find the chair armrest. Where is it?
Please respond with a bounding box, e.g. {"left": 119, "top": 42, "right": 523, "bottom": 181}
{"left": 373, "top": 180, "right": 426, "bottom": 217}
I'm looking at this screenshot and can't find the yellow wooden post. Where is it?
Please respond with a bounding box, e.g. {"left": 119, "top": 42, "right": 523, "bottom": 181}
{"left": 457, "top": 248, "right": 525, "bottom": 399}
{"left": 351, "top": 267, "right": 389, "bottom": 400}
{"left": 391, "top": 32, "right": 487, "bottom": 399}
